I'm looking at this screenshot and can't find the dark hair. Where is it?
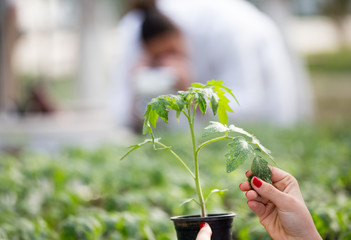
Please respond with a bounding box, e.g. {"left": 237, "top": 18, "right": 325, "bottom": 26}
{"left": 133, "top": 0, "right": 179, "bottom": 44}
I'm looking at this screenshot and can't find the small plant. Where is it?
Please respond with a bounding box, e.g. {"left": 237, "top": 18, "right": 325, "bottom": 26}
{"left": 121, "top": 80, "right": 276, "bottom": 217}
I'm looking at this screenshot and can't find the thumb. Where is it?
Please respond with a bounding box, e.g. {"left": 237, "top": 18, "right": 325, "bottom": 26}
{"left": 251, "top": 176, "right": 290, "bottom": 209}
{"left": 196, "top": 222, "right": 212, "bottom": 240}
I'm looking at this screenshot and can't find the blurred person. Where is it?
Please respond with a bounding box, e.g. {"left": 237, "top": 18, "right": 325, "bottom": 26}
{"left": 111, "top": 0, "right": 313, "bottom": 131}
{"left": 196, "top": 166, "right": 322, "bottom": 240}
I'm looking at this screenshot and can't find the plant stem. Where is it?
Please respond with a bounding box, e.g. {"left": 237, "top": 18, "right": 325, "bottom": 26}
{"left": 187, "top": 106, "right": 207, "bottom": 217}
{"left": 154, "top": 141, "right": 195, "bottom": 180}
{"left": 196, "top": 135, "right": 233, "bottom": 155}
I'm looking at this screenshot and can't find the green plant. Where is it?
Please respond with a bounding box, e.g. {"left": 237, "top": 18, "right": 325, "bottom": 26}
{"left": 125, "top": 80, "right": 276, "bottom": 217}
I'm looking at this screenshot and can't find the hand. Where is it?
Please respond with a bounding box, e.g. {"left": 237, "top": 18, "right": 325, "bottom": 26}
{"left": 196, "top": 222, "right": 212, "bottom": 240}
{"left": 239, "top": 166, "right": 322, "bottom": 240}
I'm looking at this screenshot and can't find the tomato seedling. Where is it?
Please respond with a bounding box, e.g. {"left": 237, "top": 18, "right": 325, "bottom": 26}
{"left": 121, "top": 80, "right": 276, "bottom": 217}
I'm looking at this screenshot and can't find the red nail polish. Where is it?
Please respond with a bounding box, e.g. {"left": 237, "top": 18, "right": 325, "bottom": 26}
{"left": 245, "top": 170, "right": 250, "bottom": 175}
{"left": 253, "top": 177, "right": 262, "bottom": 188}
{"left": 199, "top": 222, "right": 206, "bottom": 229}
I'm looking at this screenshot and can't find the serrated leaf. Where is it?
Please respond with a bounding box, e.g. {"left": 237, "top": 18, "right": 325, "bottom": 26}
{"left": 217, "top": 89, "right": 233, "bottom": 125}
{"left": 191, "top": 83, "right": 204, "bottom": 88}
{"left": 196, "top": 87, "right": 219, "bottom": 116}
{"left": 166, "top": 95, "right": 185, "bottom": 122}
{"left": 227, "top": 124, "right": 278, "bottom": 166}
{"left": 197, "top": 92, "right": 207, "bottom": 114}
{"left": 148, "top": 109, "right": 158, "bottom": 128}
{"left": 226, "top": 137, "right": 254, "bottom": 173}
{"left": 166, "top": 95, "right": 185, "bottom": 112}
{"left": 251, "top": 139, "right": 278, "bottom": 166}
{"left": 150, "top": 98, "right": 169, "bottom": 122}
{"left": 220, "top": 84, "right": 239, "bottom": 105}
{"left": 228, "top": 124, "right": 254, "bottom": 139}
{"left": 206, "top": 80, "right": 239, "bottom": 105}
{"left": 202, "top": 121, "right": 229, "bottom": 137}
{"left": 205, "top": 80, "right": 238, "bottom": 124}
{"left": 248, "top": 155, "right": 272, "bottom": 185}
{"left": 142, "top": 104, "right": 152, "bottom": 135}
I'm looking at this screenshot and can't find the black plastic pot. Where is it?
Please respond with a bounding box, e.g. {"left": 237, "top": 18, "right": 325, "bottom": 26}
{"left": 171, "top": 213, "right": 236, "bottom": 240}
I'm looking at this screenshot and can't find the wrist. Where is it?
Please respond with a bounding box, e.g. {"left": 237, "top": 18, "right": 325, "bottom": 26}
{"left": 293, "top": 229, "right": 322, "bottom": 240}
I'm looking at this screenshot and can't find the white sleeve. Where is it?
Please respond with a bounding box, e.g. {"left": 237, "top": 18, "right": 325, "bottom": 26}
{"left": 109, "top": 12, "right": 143, "bottom": 127}
{"left": 208, "top": 11, "right": 300, "bottom": 126}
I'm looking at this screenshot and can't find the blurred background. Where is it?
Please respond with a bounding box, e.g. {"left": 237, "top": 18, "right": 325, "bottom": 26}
{"left": 0, "top": 0, "right": 350, "bottom": 239}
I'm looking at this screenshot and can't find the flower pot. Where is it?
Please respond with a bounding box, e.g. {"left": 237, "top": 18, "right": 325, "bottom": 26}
{"left": 171, "top": 213, "right": 236, "bottom": 240}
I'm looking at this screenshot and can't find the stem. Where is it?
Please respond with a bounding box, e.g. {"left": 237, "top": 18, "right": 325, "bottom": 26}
{"left": 154, "top": 141, "right": 195, "bottom": 180}
{"left": 196, "top": 135, "right": 233, "bottom": 155}
{"left": 187, "top": 106, "right": 207, "bottom": 217}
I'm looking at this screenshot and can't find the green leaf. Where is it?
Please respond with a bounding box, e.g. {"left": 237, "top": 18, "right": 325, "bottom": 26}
{"left": 228, "top": 124, "right": 254, "bottom": 139}
{"left": 206, "top": 80, "right": 239, "bottom": 105}
{"left": 225, "top": 137, "right": 254, "bottom": 173}
{"left": 217, "top": 92, "right": 233, "bottom": 124}
{"left": 210, "top": 94, "right": 219, "bottom": 115}
{"left": 227, "top": 124, "right": 278, "bottom": 167}
{"left": 251, "top": 138, "right": 278, "bottom": 166}
{"left": 220, "top": 84, "right": 239, "bottom": 106}
{"left": 150, "top": 97, "right": 170, "bottom": 122}
{"left": 180, "top": 198, "right": 200, "bottom": 207}
{"left": 120, "top": 139, "right": 158, "bottom": 160}
{"left": 197, "top": 92, "right": 207, "bottom": 114}
{"left": 142, "top": 105, "right": 156, "bottom": 135}
{"left": 248, "top": 155, "right": 272, "bottom": 185}
{"left": 148, "top": 109, "right": 159, "bottom": 128}
{"left": 205, "top": 189, "right": 228, "bottom": 203}
{"left": 204, "top": 80, "right": 239, "bottom": 124}
{"left": 166, "top": 95, "right": 185, "bottom": 122}
{"left": 195, "top": 87, "right": 219, "bottom": 116}
{"left": 191, "top": 83, "right": 205, "bottom": 88}
{"left": 202, "top": 121, "right": 229, "bottom": 137}
{"left": 142, "top": 105, "right": 151, "bottom": 135}
{"left": 166, "top": 95, "right": 185, "bottom": 112}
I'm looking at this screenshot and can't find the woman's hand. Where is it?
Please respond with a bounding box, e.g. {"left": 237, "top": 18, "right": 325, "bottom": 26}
{"left": 239, "top": 166, "right": 322, "bottom": 240}
{"left": 196, "top": 222, "right": 212, "bottom": 240}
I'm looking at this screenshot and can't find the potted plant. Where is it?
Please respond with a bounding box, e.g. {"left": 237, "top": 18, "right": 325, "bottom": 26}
{"left": 121, "top": 80, "right": 276, "bottom": 240}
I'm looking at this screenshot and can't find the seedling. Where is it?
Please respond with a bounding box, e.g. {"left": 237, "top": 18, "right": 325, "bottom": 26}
{"left": 121, "top": 80, "right": 276, "bottom": 217}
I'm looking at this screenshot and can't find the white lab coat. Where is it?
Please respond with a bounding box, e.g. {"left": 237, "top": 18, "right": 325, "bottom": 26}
{"left": 111, "top": 0, "right": 313, "bottom": 128}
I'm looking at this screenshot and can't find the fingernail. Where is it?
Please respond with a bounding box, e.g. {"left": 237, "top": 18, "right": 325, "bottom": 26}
{"left": 245, "top": 170, "right": 250, "bottom": 175}
{"left": 252, "top": 177, "right": 262, "bottom": 188}
{"left": 199, "top": 222, "right": 206, "bottom": 229}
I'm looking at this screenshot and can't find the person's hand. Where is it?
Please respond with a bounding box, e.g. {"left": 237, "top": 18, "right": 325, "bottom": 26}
{"left": 196, "top": 222, "right": 212, "bottom": 240}
{"left": 239, "top": 166, "right": 322, "bottom": 240}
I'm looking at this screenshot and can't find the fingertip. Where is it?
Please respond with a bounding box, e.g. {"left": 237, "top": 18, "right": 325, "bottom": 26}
{"left": 245, "top": 190, "right": 258, "bottom": 201}
{"left": 245, "top": 170, "right": 253, "bottom": 177}
{"left": 199, "top": 222, "right": 206, "bottom": 229}
{"left": 196, "top": 222, "right": 212, "bottom": 240}
{"left": 239, "top": 181, "right": 251, "bottom": 191}
{"left": 252, "top": 177, "right": 262, "bottom": 188}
